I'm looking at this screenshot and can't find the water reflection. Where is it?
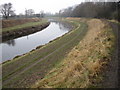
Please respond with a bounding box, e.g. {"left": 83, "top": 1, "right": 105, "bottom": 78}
{"left": 3, "top": 21, "right": 72, "bottom": 46}
{"left": 53, "top": 21, "right": 72, "bottom": 31}
{"left": 27, "top": 36, "right": 29, "bottom": 40}
{"left": 0, "top": 35, "right": 2, "bottom": 44}
{"left": 5, "top": 39, "right": 16, "bottom": 46}
{"left": 1, "top": 21, "right": 72, "bottom": 62}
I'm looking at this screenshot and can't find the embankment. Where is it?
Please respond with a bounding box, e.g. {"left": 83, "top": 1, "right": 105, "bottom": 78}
{"left": 32, "top": 18, "right": 116, "bottom": 88}
{"left": 98, "top": 20, "right": 120, "bottom": 88}
{"left": 2, "top": 18, "right": 41, "bottom": 28}
{"left": 2, "top": 18, "right": 117, "bottom": 88}
{"left": 2, "top": 22, "right": 50, "bottom": 41}
{"left": 2, "top": 18, "right": 88, "bottom": 88}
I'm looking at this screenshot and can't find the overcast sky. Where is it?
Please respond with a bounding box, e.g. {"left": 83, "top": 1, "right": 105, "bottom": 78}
{"left": 0, "top": 0, "right": 84, "bottom": 15}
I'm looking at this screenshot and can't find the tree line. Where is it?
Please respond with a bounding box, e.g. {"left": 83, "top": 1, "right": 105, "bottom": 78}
{"left": 0, "top": 3, "right": 15, "bottom": 19}
{"left": 57, "top": 1, "right": 120, "bottom": 21}
{"left": 1, "top": 1, "right": 120, "bottom": 21}
{"left": 0, "top": 3, "right": 47, "bottom": 19}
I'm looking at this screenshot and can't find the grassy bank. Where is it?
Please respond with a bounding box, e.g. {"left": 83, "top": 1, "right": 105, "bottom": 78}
{"left": 2, "top": 18, "right": 88, "bottom": 88}
{"left": 2, "top": 18, "right": 49, "bottom": 42}
{"left": 1, "top": 19, "right": 48, "bottom": 33}
{"left": 32, "top": 18, "right": 115, "bottom": 88}
{"left": 2, "top": 18, "right": 41, "bottom": 28}
{"left": 2, "top": 18, "right": 115, "bottom": 88}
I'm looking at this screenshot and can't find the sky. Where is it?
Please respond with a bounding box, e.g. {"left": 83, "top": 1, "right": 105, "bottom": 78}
{"left": 0, "top": 0, "right": 84, "bottom": 15}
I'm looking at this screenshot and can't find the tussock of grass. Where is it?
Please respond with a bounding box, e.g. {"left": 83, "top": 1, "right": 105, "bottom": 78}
{"left": 32, "top": 18, "right": 115, "bottom": 88}
{"left": 108, "top": 19, "right": 120, "bottom": 24}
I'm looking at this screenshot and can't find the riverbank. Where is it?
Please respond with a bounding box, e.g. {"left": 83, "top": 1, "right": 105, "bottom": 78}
{"left": 2, "top": 18, "right": 42, "bottom": 28}
{"left": 97, "top": 20, "right": 120, "bottom": 88}
{"left": 2, "top": 18, "right": 117, "bottom": 88}
{"left": 31, "top": 18, "right": 116, "bottom": 88}
{"left": 1, "top": 21, "right": 72, "bottom": 62}
{"left": 1, "top": 18, "right": 50, "bottom": 41}
{"left": 2, "top": 18, "right": 88, "bottom": 88}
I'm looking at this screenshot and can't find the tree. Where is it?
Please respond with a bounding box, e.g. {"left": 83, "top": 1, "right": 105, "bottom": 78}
{"left": 0, "top": 3, "right": 15, "bottom": 19}
{"left": 58, "top": 2, "right": 119, "bottom": 21}
{"left": 40, "top": 11, "right": 45, "bottom": 18}
{"left": 25, "top": 9, "right": 35, "bottom": 17}
{"left": 59, "top": 7, "right": 73, "bottom": 17}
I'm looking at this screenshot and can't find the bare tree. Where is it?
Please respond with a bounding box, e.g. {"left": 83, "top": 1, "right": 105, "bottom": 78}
{"left": 25, "top": 9, "right": 35, "bottom": 17}
{"left": 0, "top": 3, "right": 15, "bottom": 19}
{"left": 58, "top": 2, "right": 119, "bottom": 21}
{"left": 40, "top": 11, "right": 45, "bottom": 18}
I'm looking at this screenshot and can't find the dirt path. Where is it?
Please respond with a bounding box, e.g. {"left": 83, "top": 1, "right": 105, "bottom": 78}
{"left": 99, "top": 21, "right": 120, "bottom": 88}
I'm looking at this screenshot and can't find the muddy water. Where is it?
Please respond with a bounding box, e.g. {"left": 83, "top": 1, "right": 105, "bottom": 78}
{"left": 1, "top": 21, "right": 72, "bottom": 62}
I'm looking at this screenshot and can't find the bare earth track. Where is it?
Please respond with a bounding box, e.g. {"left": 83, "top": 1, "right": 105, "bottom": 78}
{"left": 99, "top": 20, "right": 120, "bottom": 88}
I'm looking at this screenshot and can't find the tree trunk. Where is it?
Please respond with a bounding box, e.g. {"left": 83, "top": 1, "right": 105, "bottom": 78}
{"left": 5, "top": 16, "right": 8, "bottom": 19}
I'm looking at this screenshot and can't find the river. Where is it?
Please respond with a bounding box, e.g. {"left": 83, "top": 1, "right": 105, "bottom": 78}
{"left": 0, "top": 21, "right": 72, "bottom": 62}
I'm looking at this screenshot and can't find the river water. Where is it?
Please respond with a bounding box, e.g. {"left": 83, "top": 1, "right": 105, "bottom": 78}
{"left": 0, "top": 21, "right": 72, "bottom": 62}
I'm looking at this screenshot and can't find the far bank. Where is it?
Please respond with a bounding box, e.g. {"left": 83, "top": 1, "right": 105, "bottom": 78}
{"left": 1, "top": 18, "right": 50, "bottom": 41}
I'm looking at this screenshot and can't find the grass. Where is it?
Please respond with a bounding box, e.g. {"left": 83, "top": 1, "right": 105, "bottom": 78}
{"left": 2, "top": 18, "right": 115, "bottom": 88}
{"left": 2, "top": 18, "right": 88, "bottom": 88}
{"left": 31, "top": 18, "right": 115, "bottom": 88}
{"left": 1, "top": 19, "right": 48, "bottom": 33}
{"left": 108, "top": 19, "right": 120, "bottom": 25}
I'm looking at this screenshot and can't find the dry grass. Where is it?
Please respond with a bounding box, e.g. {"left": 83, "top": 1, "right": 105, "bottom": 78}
{"left": 108, "top": 19, "right": 120, "bottom": 24}
{"left": 31, "top": 18, "right": 115, "bottom": 88}
{"left": 2, "top": 18, "right": 41, "bottom": 28}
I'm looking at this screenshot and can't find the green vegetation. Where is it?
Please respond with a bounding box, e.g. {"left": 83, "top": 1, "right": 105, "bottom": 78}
{"left": 2, "top": 18, "right": 88, "bottom": 88}
{"left": 2, "top": 18, "right": 115, "bottom": 88}
{"left": 1, "top": 19, "right": 47, "bottom": 33}
{"left": 32, "top": 18, "right": 115, "bottom": 88}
